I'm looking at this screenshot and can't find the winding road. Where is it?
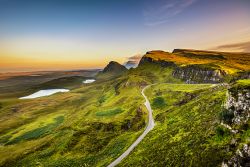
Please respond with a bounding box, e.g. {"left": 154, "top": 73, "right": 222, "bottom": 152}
{"left": 107, "top": 85, "right": 155, "bottom": 167}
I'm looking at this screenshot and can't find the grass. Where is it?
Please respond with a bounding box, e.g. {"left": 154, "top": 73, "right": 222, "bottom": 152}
{"left": 236, "top": 79, "right": 250, "bottom": 87}
{"left": 5, "top": 116, "right": 64, "bottom": 145}
{"left": 96, "top": 108, "right": 124, "bottom": 117}
{"left": 119, "top": 83, "right": 235, "bottom": 167}
{"left": 0, "top": 73, "right": 148, "bottom": 166}
{"left": 228, "top": 79, "right": 250, "bottom": 98}
{"left": 152, "top": 97, "right": 166, "bottom": 109}
{"left": 219, "top": 108, "right": 234, "bottom": 125}
{"left": 151, "top": 83, "right": 214, "bottom": 92}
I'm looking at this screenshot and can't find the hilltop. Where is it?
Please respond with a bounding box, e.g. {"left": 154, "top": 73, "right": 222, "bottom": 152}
{"left": 140, "top": 49, "right": 250, "bottom": 74}
{"left": 138, "top": 49, "right": 250, "bottom": 83}
{"left": 96, "top": 61, "right": 128, "bottom": 79}
{"left": 103, "top": 61, "right": 127, "bottom": 73}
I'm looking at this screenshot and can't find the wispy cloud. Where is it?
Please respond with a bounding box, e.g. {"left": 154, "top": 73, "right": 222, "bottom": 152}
{"left": 126, "top": 54, "right": 142, "bottom": 63}
{"left": 123, "top": 54, "right": 142, "bottom": 69}
{"left": 143, "top": 0, "right": 197, "bottom": 26}
{"left": 212, "top": 41, "right": 250, "bottom": 52}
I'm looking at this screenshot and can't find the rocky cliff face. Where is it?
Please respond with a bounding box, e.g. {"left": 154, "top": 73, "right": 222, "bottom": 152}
{"left": 221, "top": 82, "right": 250, "bottom": 167}
{"left": 172, "top": 65, "right": 226, "bottom": 83}
{"left": 225, "top": 85, "right": 250, "bottom": 125}
{"left": 138, "top": 51, "right": 226, "bottom": 83}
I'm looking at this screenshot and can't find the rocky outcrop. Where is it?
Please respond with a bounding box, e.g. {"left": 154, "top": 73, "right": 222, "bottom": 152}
{"left": 221, "top": 82, "right": 250, "bottom": 167}
{"left": 172, "top": 65, "right": 226, "bottom": 83}
{"left": 138, "top": 50, "right": 227, "bottom": 83}
{"left": 222, "top": 144, "right": 250, "bottom": 167}
{"left": 225, "top": 85, "right": 250, "bottom": 125}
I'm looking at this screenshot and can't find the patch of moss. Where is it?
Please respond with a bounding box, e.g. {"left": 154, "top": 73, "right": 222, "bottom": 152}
{"left": 95, "top": 108, "right": 123, "bottom": 117}
{"left": 6, "top": 116, "right": 64, "bottom": 145}
{"left": 152, "top": 96, "right": 166, "bottom": 109}
{"left": 219, "top": 108, "right": 234, "bottom": 125}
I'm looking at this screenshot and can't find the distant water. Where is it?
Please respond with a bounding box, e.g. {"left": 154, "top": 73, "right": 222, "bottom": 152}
{"left": 19, "top": 89, "right": 69, "bottom": 99}
{"left": 83, "top": 79, "right": 96, "bottom": 84}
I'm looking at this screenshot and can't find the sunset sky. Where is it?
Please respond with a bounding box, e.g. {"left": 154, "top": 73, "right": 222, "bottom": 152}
{"left": 0, "top": 0, "right": 250, "bottom": 72}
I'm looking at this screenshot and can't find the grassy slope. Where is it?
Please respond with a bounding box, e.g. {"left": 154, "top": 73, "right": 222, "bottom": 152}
{"left": 234, "top": 79, "right": 250, "bottom": 88}
{"left": 0, "top": 76, "right": 95, "bottom": 124}
{"left": 0, "top": 63, "right": 182, "bottom": 166}
{"left": 119, "top": 83, "right": 236, "bottom": 167}
{"left": 126, "top": 63, "right": 182, "bottom": 84}
{"left": 0, "top": 77, "right": 148, "bottom": 166}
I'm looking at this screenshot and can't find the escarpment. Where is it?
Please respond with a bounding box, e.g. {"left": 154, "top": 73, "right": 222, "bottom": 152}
{"left": 172, "top": 65, "right": 226, "bottom": 83}
{"left": 138, "top": 49, "right": 240, "bottom": 83}
{"left": 138, "top": 51, "right": 176, "bottom": 68}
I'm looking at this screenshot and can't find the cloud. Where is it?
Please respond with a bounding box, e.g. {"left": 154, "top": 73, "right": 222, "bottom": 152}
{"left": 127, "top": 54, "right": 142, "bottom": 62}
{"left": 123, "top": 54, "right": 142, "bottom": 69}
{"left": 212, "top": 41, "right": 250, "bottom": 52}
{"left": 143, "top": 0, "right": 197, "bottom": 26}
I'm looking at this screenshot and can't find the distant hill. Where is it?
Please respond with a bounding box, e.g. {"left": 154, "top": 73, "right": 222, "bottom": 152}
{"left": 103, "top": 61, "right": 127, "bottom": 73}
{"left": 33, "top": 76, "right": 87, "bottom": 90}
{"left": 96, "top": 61, "right": 128, "bottom": 79}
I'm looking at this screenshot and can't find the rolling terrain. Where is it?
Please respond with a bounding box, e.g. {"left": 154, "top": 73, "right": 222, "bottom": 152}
{"left": 0, "top": 49, "right": 249, "bottom": 166}
{"left": 0, "top": 70, "right": 99, "bottom": 98}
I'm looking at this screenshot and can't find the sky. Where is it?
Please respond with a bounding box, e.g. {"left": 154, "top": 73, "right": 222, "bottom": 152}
{"left": 0, "top": 0, "right": 250, "bottom": 72}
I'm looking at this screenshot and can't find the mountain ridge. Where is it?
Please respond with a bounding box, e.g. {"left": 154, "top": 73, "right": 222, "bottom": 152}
{"left": 138, "top": 49, "right": 250, "bottom": 83}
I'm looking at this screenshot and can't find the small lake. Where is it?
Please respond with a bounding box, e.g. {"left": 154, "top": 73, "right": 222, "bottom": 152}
{"left": 83, "top": 79, "right": 96, "bottom": 84}
{"left": 19, "top": 89, "right": 69, "bottom": 99}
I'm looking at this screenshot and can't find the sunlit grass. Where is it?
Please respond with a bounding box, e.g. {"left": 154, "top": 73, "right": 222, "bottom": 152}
{"left": 120, "top": 83, "right": 232, "bottom": 167}
{"left": 0, "top": 75, "right": 148, "bottom": 166}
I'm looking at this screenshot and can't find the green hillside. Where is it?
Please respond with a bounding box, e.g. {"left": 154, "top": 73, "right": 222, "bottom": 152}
{"left": 0, "top": 49, "right": 249, "bottom": 166}
{"left": 0, "top": 77, "right": 148, "bottom": 166}
{"left": 119, "top": 83, "right": 231, "bottom": 166}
